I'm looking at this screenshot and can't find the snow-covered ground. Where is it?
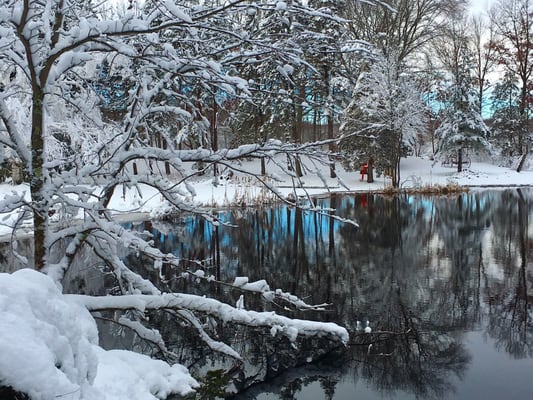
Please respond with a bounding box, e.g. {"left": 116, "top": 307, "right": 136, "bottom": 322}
{"left": 1, "top": 155, "right": 532, "bottom": 399}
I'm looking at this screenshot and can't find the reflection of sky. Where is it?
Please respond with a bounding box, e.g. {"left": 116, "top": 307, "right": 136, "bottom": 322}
{"left": 129, "top": 197, "right": 359, "bottom": 259}
{"left": 407, "top": 193, "right": 489, "bottom": 216}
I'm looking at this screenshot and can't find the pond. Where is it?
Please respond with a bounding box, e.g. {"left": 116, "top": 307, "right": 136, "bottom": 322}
{"left": 1, "top": 188, "right": 532, "bottom": 399}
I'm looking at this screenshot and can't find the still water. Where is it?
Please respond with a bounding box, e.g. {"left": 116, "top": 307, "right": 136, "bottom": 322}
{"left": 143, "top": 190, "right": 533, "bottom": 400}
{"left": 1, "top": 189, "right": 532, "bottom": 399}
{"left": 121, "top": 188, "right": 533, "bottom": 400}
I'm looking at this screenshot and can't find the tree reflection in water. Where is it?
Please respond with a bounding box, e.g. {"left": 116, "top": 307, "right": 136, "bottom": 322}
{"left": 1, "top": 189, "right": 532, "bottom": 399}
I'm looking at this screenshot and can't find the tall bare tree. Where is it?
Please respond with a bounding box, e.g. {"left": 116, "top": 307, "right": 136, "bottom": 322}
{"left": 490, "top": 0, "right": 533, "bottom": 157}
{"left": 344, "top": 0, "right": 465, "bottom": 63}
{"left": 469, "top": 14, "right": 497, "bottom": 115}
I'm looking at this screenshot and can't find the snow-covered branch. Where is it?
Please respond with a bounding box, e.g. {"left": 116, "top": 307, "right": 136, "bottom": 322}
{"left": 68, "top": 292, "right": 350, "bottom": 345}
{"left": 0, "top": 93, "right": 31, "bottom": 164}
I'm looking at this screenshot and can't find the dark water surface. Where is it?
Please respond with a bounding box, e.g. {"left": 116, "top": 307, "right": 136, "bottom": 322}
{"left": 2, "top": 188, "right": 532, "bottom": 399}
{"left": 122, "top": 188, "right": 533, "bottom": 400}
{"left": 151, "top": 189, "right": 533, "bottom": 400}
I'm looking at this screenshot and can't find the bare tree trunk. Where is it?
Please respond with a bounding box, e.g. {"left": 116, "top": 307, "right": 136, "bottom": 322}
{"left": 367, "top": 157, "right": 374, "bottom": 183}
{"left": 328, "top": 113, "right": 336, "bottom": 178}
{"left": 291, "top": 97, "right": 303, "bottom": 178}
{"left": 163, "top": 139, "right": 171, "bottom": 175}
{"left": 457, "top": 147, "right": 463, "bottom": 173}
{"left": 394, "top": 138, "right": 401, "bottom": 188}
{"left": 261, "top": 158, "right": 266, "bottom": 176}
{"left": 31, "top": 87, "right": 47, "bottom": 270}
{"left": 294, "top": 156, "right": 303, "bottom": 178}
{"left": 312, "top": 97, "right": 319, "bottom": 141}
{"left": 517, "top": 151, "right": 528, "bottom": 172}
{"left": 211, "top": 97, "right": 218, "bottom": 176}
{"left": 324, "top": 66, "right": 336, "bottom": 178}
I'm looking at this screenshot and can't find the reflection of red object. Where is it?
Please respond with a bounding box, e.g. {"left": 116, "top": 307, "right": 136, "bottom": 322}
{"left": 360, "top": 163, "right": 368, "bottom": 181}
{"left": 361, "top": 194, "right": 367, "bottom": 208}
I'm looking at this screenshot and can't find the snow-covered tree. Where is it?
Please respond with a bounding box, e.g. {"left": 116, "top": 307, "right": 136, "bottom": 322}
{"left": 490, "top": 71, "right": 525, "bottom": 159}
{"left": 227, "top": 1, "right": 348, "bottom": 178}
{"left": 469, "top": 14, "right": 496, "bottom": 117}
{"left": 303, "top": 0, "right": 351, "bottom": 178}
{"left": 0, "top": 1, "right": 349, "bottom": 397}
{"left": 227, "top": 2, "right": 309, "bottom": 176}
{"left": 338, "top": 50, "right": 427, "bottom": 187}
{"left": 345, "top": 0, "right": 465, "bottom": 63}
{"left": 490, "top": 0, "right": 533, "bottom": 156}
{"left": 433, "top": 21, "right": 491, "bottom": 172}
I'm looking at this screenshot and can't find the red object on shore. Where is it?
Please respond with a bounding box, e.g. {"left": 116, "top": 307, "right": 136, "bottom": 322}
{"left": 360, "top": 163, "right": 368, "bottom": 181}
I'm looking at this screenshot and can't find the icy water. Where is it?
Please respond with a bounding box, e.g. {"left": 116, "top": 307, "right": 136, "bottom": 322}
{"left": 1, "top": 188, "right": 532, "bottom": 399}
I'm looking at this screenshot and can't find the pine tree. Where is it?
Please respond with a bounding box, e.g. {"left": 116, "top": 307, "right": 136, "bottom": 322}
{"left": 490, "top": 71, "right": 525, "bottom": 158}
{"left": 435, "top": 44, "right": 490, "bottom": 172}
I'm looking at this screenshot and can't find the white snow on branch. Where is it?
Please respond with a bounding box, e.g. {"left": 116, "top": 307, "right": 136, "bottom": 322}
{"left": 68, "top": 293, "right": 350, "bottom": 345}
{"left": 117, "top": 316, "right": 168, "bottom": 353}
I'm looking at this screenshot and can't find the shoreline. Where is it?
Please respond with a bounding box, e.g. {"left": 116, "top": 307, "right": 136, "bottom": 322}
{"left": 1, "top": 183, "right": 531, "bottom": 243}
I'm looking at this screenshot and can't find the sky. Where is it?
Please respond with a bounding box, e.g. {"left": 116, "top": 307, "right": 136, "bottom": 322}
{"left": 469, "top": 0, "right": 496, "bottom": 15}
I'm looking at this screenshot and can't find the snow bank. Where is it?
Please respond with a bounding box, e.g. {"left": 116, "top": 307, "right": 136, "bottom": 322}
{"left": 0, "top": 269, "right": 100, "bottom": 400}
{"left": 93, "top": 348, "right": 199, "bottom": 400}
{"left": 0, "top": 269, "right": 198, "bottom": 400}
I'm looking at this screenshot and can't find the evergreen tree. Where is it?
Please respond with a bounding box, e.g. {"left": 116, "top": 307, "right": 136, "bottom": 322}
{"left": 490, "top": 71, "right": 524, "bottom": 159}
{"left": 435, "top": 45, "right": 490, "bottom": 172}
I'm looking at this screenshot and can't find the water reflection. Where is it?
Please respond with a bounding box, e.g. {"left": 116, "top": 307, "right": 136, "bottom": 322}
{"left": 136, "top": 189, "right": 532, "bottom": 399}
{"left": 1, "top": 189, "right": 532, "bottom": 399}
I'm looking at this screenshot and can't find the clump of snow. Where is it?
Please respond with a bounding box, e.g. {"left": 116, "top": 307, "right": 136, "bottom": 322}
{"left": 233, "top": 276, "right": 249, "bottom": 286}
{"left": 0, "top": 269, "right": 100, "bottom": 400}
{"left": 236, "top": 294, "right": 245, "bottom": 310}
{"left": 193, "top": 269, "right": 205, "bottom": 278}
{"left": 93, "top": 347, "right": 199, "bottom": 400}
{"left": 241, "top": 279, "right": 270, "bottom": 292}
{"left": 275, "top": 1, "right": 287, "bottom": 11}
{"left": 0, "top": 269, "right": 199, "bottom": 400}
